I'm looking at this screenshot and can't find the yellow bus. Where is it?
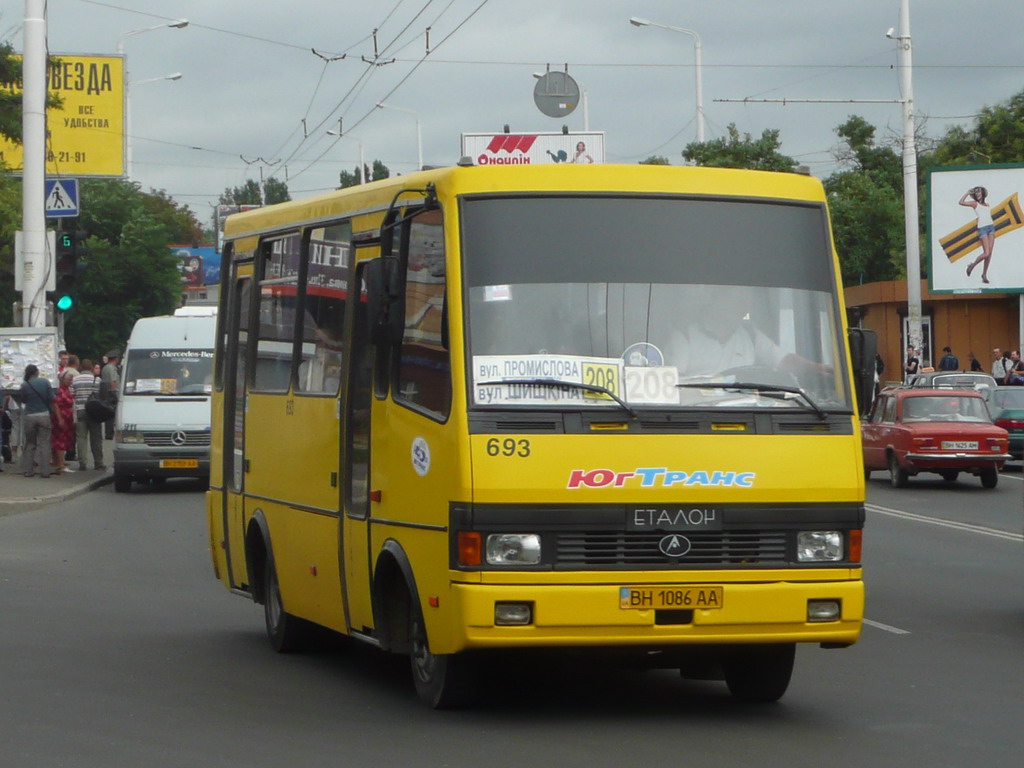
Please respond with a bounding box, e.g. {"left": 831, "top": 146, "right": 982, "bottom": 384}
{"left": 207, "top": 162, "right": 871, "bottom": 708}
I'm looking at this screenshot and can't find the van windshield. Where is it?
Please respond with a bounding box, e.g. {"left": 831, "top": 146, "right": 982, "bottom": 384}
{"left": 122, "top": 348, "right": 214, "bottom": 395}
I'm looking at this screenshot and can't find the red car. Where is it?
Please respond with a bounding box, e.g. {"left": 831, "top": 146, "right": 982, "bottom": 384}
{"left": 863, "top": 388, "right": 1010, "bottom": 488}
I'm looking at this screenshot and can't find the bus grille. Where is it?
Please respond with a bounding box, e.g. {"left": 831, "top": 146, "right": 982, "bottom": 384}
{"left": 555, "top": 530, "right": 788, "bottom": 567}
{"left": 142, "top": 431, "right": 211, "bottom": 447}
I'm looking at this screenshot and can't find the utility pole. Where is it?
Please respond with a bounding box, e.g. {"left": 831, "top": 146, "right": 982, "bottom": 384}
{"left": 21, "top": 0, "right": 48, "bottom": 327}
{"left": 895, "top": 0, "right": 923, "bottom": 356}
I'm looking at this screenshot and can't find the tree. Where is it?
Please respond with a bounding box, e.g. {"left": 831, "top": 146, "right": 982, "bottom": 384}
{"left": 639, "top": 155, "right": 670, "bottom": 165}
{"left": 0, "top": 171, "right": 21, "bottom": 322}
{"left": 60, "top": 179, "right": 183, "bottom": 357}
{"left": 217, "top": 177, "right": 290, "bottom": 207}
{"left": 0, "top": 41, "right": 23, "bottom": 145}
{"left": 337, "top": 159, "right": 390, "bottom": 189}
{"left": 683, "top": 124, "right": 797, "bottom": 171}
{"left": 140, "top": 188, "right": 204, "bottom": 245}
{"left": 263, "top": 177, "right": 291, "bottom": 205}
{"left": 218, "top": 179, "right": 262, "bottom": 206}
{"left": 0, "top": 42, "right": 63, "bottom": 146}
{"left": 931, "top": 89, "right": 1024, "bottom": 166}
{"left": 824, "top": 116, "right": 907, "bottom": 286}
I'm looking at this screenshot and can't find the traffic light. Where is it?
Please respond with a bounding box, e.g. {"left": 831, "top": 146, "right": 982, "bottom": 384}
{"left": 54, "top": 230, "right": 81, "bottom": 311}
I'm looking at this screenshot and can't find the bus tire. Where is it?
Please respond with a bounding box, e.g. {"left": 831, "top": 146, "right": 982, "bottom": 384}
{"left": 722, "top": 643, "right": 795, "bottom": 704}
{"left": 113, "top": 472, "right": 132, "bottom": 493}
{"left": 888, "top": 453, "right": 909, "bottom": 488}
{"left": 408, "top": 601, "right": 475, "bottom": 709}
{"left": 263, "top": 555, "right": 309, "bottom": 653}
{"left": 980, "top": 467, "right": 998, "bottom": 489}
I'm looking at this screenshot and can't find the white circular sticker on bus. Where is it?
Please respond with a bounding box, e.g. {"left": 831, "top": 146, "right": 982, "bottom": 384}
{"left": 411, "top": 437, "right": 431, "bottom": 476}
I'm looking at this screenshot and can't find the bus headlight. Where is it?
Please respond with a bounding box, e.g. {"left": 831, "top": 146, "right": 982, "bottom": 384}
{"left": 486, "top": 534, "right": 541, "bottom": 565}
{"left": 797, "top": 531, "right": 843, "bottom": 562}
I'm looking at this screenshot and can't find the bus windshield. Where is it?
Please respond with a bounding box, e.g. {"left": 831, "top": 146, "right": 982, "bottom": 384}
{"left": 122, "top": 348, "right": 214, "bottom": 395}
{"left": 463, "top": 195, "right": 851, "bottom": 411}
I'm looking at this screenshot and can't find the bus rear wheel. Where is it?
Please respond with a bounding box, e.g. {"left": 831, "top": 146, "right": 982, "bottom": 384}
{"left": 263, "top": 556, "right": 310, "bottom": 653}
{"left": 722, "top": 643, "right": 795, "bottom": 704}
{"left": 408, "top": 604, "right": 475, "bottom": 709}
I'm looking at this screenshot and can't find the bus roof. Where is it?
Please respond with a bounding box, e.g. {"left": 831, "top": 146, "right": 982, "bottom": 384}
{"left": 221, "top": 163, "right": 827, "bottom": 243}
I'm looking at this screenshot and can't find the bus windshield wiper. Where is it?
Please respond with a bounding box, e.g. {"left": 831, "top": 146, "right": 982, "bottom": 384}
{"left": 478, "top": 377, "right": 639, "bottom": 420}
{"left": 676, "top": 381, "right": 827, "bottom": 420}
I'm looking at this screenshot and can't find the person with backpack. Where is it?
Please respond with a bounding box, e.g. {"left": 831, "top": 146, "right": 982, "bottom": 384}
{"left": 937, "top": 346, "right": 959, "bottom": 371}
{"left": 71, "top": 358, "right": 105, "bottom": 471}
{"left": 18, "top": 364, "right": 62, "bottom": 478}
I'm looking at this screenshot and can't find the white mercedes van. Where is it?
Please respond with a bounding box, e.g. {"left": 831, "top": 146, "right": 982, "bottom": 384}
{"left": 113, "top": 313, "right": 216, "bottom": 492}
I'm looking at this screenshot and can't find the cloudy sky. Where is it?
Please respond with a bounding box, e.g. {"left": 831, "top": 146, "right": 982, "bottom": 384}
{"left": 3, "top": 0, "right": 1022, "bottom": 223}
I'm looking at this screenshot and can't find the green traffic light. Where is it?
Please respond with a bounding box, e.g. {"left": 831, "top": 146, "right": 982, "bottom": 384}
{"left": 56, "top": 294, "right": 74, "bottom": 311}
{"left": 60, "top": 232, "right": 73, "bottom": 249}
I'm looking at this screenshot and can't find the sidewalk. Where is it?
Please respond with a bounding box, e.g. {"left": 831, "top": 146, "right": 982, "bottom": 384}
{"left": 0, "top": 440, "right": 114, "bottom": 515}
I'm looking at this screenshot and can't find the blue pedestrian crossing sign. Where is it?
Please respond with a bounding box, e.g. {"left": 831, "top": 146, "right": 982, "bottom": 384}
{"left": 45, "top": 178, "right": 79, "bottom": 218}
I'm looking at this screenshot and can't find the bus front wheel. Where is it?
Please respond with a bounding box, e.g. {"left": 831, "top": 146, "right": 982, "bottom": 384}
{"left": 408, "top": 604, "right": 475, "bottom": 709}
{"left": 722, "top": 643, "right": 795, "bottom": 704}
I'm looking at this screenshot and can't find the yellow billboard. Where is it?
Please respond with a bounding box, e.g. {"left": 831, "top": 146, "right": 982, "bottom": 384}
{"left": 0, "top": 54, "right": 125, "bottom": 177}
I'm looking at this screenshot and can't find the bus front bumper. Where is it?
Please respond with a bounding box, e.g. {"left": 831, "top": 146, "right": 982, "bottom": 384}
{"left": 440, "top": 577, "right": 864, "bottom": 653}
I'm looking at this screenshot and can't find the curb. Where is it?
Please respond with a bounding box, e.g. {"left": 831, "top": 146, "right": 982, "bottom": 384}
{"left": 0, "top": 472, "right": 114, "bottom": 517}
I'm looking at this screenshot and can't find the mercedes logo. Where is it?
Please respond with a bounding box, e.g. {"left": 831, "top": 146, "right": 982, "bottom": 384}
{"left": 658, "top": 534, "right": 692, "bottom": 558}
{"left": 171, "top": 430, "right": 187, "bottom": 446}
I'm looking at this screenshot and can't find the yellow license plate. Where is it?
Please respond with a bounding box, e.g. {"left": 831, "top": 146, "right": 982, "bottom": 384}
{"left": 161, "top": 459, "right": 199, "bottom": 469}
{"left": 619, "top": 586, "right": 723, "bottom": 610}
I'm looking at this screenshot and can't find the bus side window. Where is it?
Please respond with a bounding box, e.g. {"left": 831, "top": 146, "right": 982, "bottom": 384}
{"left": 394, "top": 211, "right": 451, "bottom": 418}
{"left": 297, "top": 221, "right": 351, "bottom": 395}
{"left": 253, "top": 234, "right": 301, "bottom": 392}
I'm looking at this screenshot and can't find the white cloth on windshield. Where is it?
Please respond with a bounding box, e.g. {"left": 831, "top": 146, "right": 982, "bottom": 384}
{"left": 667, "top": 323, "right": 785, "bottom": 378}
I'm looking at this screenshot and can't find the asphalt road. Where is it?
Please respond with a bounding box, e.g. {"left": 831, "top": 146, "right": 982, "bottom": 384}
{"left": 1, "top": 475, "right": 1021, "bottom": 768}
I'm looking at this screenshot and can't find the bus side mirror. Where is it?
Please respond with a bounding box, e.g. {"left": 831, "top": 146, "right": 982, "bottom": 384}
{"left": 364, "top": 258, "right": 404, "bottom": 346}
{"left": 847, "top": 328, "right": 877, "bottom": 417}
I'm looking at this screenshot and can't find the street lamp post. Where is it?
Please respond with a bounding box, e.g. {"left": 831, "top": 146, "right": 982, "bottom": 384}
{"left": 118, "top": 19, "right": 188, "bottom": 179}
{"left": 327, "top": 128, "right": 366, "bottom": 184}
{"left": 629, "top": 16, "right": 704, "bottom": 143}
{"left": 125, "top": 73, "right": 182, "bottom": 179}
{"left": 376, "top": 102, "right": 423, "bottom": 171}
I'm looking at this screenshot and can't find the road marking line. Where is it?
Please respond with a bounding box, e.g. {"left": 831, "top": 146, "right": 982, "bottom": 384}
{"left": 866, "top": 504, "right": 1024, "bottom": 542}
{"left": 863, "top": 618, "right": 911, "bottom": 635}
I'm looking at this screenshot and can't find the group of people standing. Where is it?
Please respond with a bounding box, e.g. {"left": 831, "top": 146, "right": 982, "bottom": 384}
{"left": 902, "top": 344, "right": 985, "bottom": 381}
{"left": 903, "top": 344, "right": 1024, "bottom": 385}
{"left": 2, "top": 349, "right": 120, "bottom": 478}
{"left": 989, "top": 347, "right": 1024, "bottom": 386}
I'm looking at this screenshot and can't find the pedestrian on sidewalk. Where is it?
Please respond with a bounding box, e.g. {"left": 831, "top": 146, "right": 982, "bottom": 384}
{"left": 50, "top": 371, "right": 76, "bottom": 474}
{"left": 937, "top": 346, "right": 959, "bottom": 371}
{"left": 18, "top": 364, "right": 58, "bottom": 478}
{"left": 71, "top": 358, "right": 104, "bottom": 470}
{"left": 101, "top": 349, "right": 121, "bottom": 440}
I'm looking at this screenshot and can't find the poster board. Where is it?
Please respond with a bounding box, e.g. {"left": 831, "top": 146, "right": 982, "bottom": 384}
{"left": 0, "top": 327, "right": 60, "bottom": 389}
{"left": 928, "top": 164, "right": 1024, "bottom": 294}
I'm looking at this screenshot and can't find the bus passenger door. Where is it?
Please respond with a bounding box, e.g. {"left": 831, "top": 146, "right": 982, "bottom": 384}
{"left": 341, "top": 261, "right": 377, "bottom": 633}
{"left": 222, "top": 269, "right": 253, "bottom": 589}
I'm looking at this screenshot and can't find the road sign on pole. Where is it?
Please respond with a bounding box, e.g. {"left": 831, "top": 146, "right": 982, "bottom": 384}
{"left": 45, "top": 178, "right": 79, "bottom": 217}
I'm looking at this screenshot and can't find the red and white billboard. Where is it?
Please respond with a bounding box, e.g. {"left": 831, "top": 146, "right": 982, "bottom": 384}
{"left": 462, "top": 131, "right": 605, "bottom": 166}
